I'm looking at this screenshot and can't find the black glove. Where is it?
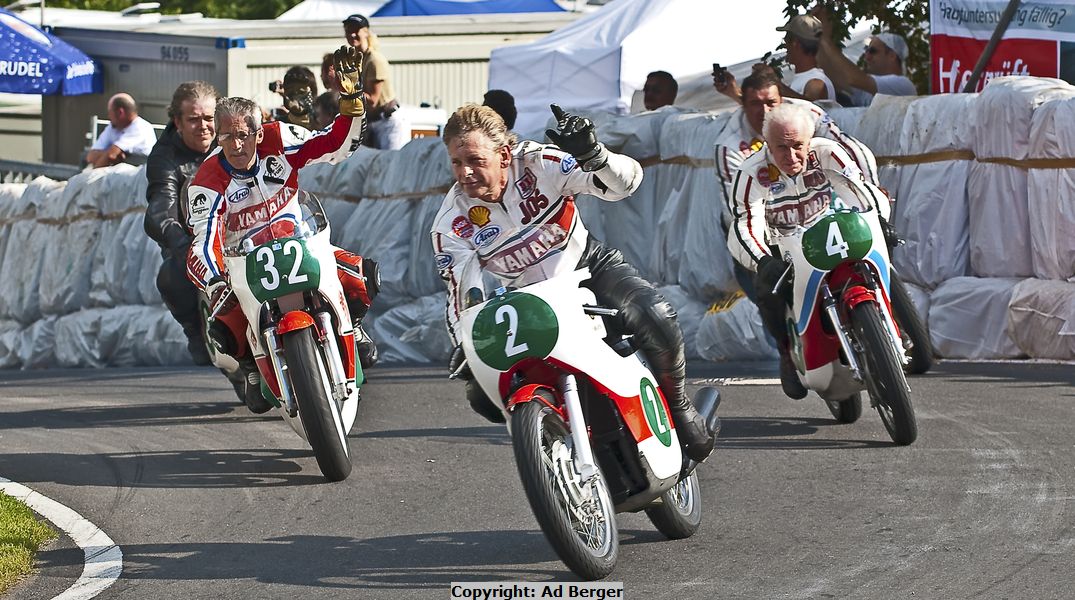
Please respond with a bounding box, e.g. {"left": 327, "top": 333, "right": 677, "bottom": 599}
{"left": 754, "top": 255, "right": 789, "bottom": 297}
{"left": 206, "top": 276, "right": 238, "bottom": 315}
{"left": 162, "top": 221, "right": 192, "bottom": 262}
{"left": 878, "top": 215, "right": 903, "bottom": 249}
{"left": 544, "top": 104, "right": 608, "bottom": 171}
{"left": 448, "top": 344, "right": 472, "bottom": 380}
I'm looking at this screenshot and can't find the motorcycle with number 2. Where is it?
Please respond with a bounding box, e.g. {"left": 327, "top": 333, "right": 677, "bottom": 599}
{"left": 772, "top": 169, "right": 917, "bottom": 445}
{"left": 209, "top": 187, "right": 364, "bottom": 481}
{"left": 453, "top": 223, "right": 722, "bottom": 580}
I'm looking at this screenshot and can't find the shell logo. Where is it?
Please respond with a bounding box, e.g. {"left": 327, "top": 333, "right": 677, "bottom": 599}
{"left": 468, "top": 205, "right": 491, "bottom": 227}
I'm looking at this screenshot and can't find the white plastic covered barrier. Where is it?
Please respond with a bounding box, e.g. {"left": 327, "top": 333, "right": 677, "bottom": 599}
{"left": 928, "top": 277, "right": 1023, "bottom": 360}
{"left": 1027, "top": 95, "right": 1075, "bottom": 281}
{"left": 1006, "top": 279, "right": 1075, "bottom": 360}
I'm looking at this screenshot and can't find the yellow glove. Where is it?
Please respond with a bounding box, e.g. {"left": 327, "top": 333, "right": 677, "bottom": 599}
{"left": 334, "top": 45, "right": 365, "bottom": 118}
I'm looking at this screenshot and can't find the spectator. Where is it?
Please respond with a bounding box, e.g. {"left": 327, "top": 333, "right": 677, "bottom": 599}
{"left": 271, "top": 66, "right": 319, "bottom": 130}
{"left": 776, "top": 15, "right": 836, "bottom": 103}
{"left": 86, "top": 93, "right": 158, "bottom": 168}
{"left": 343, "top": 13, "right": 409, "bottom": 149}
{"left": 813, "top": 7, "right": 916, "bottom": 106}
{"left": 482, "top": 89, "right": 517, "bottom": 130}
{"left": 642, "top": 70, "right": 678, "bottom": 111}
{"left": 144, "top": 80, "right": 218, "bottom": 367}
{"left": 314, "top": 91, "right": 340, "bottom": 130}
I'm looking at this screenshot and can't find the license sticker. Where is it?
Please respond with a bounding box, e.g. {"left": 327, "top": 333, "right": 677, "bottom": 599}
{"left": 452, "top": 215, "right": 474, "bottom": 239}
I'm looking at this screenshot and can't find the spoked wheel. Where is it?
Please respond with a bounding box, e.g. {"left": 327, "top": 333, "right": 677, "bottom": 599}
{"left": 283, "top": 328, "right": 352, "bottom": 482}
{"left": 645, "top": 472, "right": 702, "bottom": 539}
{"left": 511, "top": 400, "right": 617, "bottom": 580}
{"left": 889, "top": 271, "right": 934, "bottom": 375}
{"left": 850, "top": 303, "right": 918, "bottom": 445}
{"left": 824, "top": 392, "right": 863, "bottom": 424}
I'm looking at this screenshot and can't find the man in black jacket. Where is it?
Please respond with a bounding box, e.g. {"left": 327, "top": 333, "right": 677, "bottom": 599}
{"left": 144, "top": 81, "right": 218, "bottom": 366}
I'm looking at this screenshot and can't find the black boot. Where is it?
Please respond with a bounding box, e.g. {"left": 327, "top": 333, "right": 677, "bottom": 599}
{"left": 355, "top": 323, "right": 378, "bottom": 370}
{"left": 778, "top": 346, "right": 808, "bottom": 400}
{"left": 669, "top": 403, "right": 715, "bottom": 463}
{"left": 183, "top": 325, "right": 212, "bottom": 366}
{"left": 237, "top": 357, "right": 273, "bottom": 414}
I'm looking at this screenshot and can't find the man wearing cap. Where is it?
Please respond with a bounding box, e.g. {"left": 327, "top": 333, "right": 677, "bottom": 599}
{"left": 776, "top": 15, "right": 836, "bottom": 103}
{"left": 342, "top": 13, "right": 409, "bottom": 150}
{"left": 812, "top": 7, "right": 916, "bottom": 106}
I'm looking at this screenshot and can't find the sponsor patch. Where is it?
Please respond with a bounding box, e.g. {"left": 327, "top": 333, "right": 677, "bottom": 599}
{"left": 515, "top": 168, "right": 538, "bottom": 199}
{"left": 769, "top": 182, "right": 786, "bottom": 194}
{"left": 560, "top": 155, "right": 577, "bottom": 173}
{"left": 756, "top": 165, "right": 773, "bottom": 188}
{"left": 190, "top": 193, "right": 210, "bottom": 216}
{"left": 473, "top": 225, "right": 501, "bottom": 248}
{"left": 802, "top": 168, "right": 826, "bottom": 188}
{"left": 807, "top": 150, "right": 821, "bottom": 171}
{"left": 451, "top": 215, "right": 474, "bottom": 239}
{"left": 288, "top": 124, "right": 304, "bottom": 138}
{"left": 468, "top": 205, "right": 491, "bottom": 227}
{"left": 227, "top": 187, "right": 250, "bottom": 203}
{"left": 265, "top": 156, "right": 285, "bottom": 179}
{"left": 434, "top": 253, "right": 454, "bottom": 269}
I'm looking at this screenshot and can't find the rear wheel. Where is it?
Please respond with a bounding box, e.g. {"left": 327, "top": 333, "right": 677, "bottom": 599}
{"left": 283, "top": 327, "right": 352, "bottom": 481}
{"left": 512, "top": 400, "right": 617, "bottom": 580}
{"left": 850, "top": 302, "right": 918, "bottom": 445}
{"left": 645, "top": 472, "right": 702, "bottom": 539}
{"left": 824, "top": 392, "right": 863, "bottom": 424}
{"left": 889, "top": 271, "right": 934, "bottom": 375}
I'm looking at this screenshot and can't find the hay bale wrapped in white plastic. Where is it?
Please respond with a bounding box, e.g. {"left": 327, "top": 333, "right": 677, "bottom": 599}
{"left": 656, "top": 284, "right": 709, "bottom": 361}
{"left": 90, "top": 212, "right": 149, "bottom": 307}
{"left": 892, "top": 93, "right": 976, "bottom": 289}
{"left": 1027, "top": 95, "right": 1075, "bottom": 280}
{"left": 0, "top": 178, "right": 65, "bottom": 323}
{"left": 826, "top": 106, "right": 867, "bottom": 139}
{"left": 0, "top": 320, "right": 22, "bottom": 368}
{"left": 695, "top": 293, "right": 778, "bottom": 362}
{"left": 903, "top": 280, "right": 931, "bottom": 326}
{"left": 969, "top": 76, "right": 1075, "bottom": 278}
{"left": 14, "top": 316, "right": 57, "bottom": 368}
{"left": 1006, "top": 279, "right": 1075, "bottom": 360}
{"left": 928, "top": 276, "right": 1022, "bottom": 359}
{"left": 367, "top": 293, "right": 453, "bottom": 364}
{"left": 854, "top": 95, "right": 916, "bottom": 200}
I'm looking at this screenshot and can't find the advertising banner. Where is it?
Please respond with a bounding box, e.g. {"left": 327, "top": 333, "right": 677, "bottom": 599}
{"left": 930, "top": 0, "right": 1075, "bottom": 92}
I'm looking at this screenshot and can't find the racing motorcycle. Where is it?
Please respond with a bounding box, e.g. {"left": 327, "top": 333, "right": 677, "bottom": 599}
{"left": 771, "top": 170, "right": 917, "bottom": 445}
{"left": 453, "top": 224, "right": 722, "bottom": 580}
{"left": 210, "top": 187, "right": 363, "bottom": 481}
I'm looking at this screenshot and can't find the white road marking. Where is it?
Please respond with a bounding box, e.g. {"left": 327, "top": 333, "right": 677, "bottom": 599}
{"left": 0, "top": 477, "right": 122, "bottom": 600}
{"left": 692, "top": 377, "right": 781, "bottom": 386}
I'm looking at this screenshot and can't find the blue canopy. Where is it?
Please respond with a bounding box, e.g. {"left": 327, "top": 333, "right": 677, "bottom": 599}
{"left": 373, "top": 0, "right": 564, "bottom": 17}
{"left": 0, "top": 9, "right": 101, "bottom": 95}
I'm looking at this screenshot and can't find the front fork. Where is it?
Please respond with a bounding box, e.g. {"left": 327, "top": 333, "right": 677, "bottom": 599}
{"left": 560, "top": 373, "right": 600, "bottom": 482}
{"left": 262, "top": 308, "right": 352, "bottom": 417}
{"left": 820, "top": 283, "right": 863, "bottom": 382}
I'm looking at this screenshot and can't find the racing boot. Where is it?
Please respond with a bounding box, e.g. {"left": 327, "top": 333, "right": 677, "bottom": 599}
{"left": 449, "top": 345, "right": 504, "bottom": 423}
{"left": 778, "top": 344, "right": 808, "bottom": 400}
{"left": 665, "top": 387, "right": 715, "bottom": 463}
{"left": 183, "top": 324, "right": 212, "bottom": 367}
{"left": 355, "top": 322, "right": 379, "bottom": 370}
{"left": 237, "top": 356, "right": 273, "bottom": 414}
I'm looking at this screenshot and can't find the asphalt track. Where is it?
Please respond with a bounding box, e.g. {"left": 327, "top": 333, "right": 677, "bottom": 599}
{"left": 1, "top": 360, "right": 1073, "bottom": 599}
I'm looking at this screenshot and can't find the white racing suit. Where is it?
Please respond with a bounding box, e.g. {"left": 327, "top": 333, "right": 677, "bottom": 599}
{"left": 727, "top": 137, "right": 889, "bottom": 351}
{"left": 431, "top": 141, "right": 710, "bottom": 459}
{"left": 185, "top": 114, "right": 378, "bottom": 373}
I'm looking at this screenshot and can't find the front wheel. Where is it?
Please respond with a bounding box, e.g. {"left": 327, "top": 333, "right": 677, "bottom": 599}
{"left": 645, "top": 472, "right": 702, "bottom": 539}
{"left": 283, "top": 327, "right": 352, "bottom": 481}
{"left": 889, "top": 271, "right": 934, "bottom": 375}
{"left": 850, "top": 302, "right": 918, "bottom": 445}
{"left": 511, "top": 400, "right": 618, "bottom": 580}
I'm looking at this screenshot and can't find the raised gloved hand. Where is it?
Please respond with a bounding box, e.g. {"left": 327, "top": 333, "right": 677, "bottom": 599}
{"left": 333, "top": 45, "right": 365, "bottom": 118}
{"left": 544, "top": 104, "right": 608, "bottom": 171}
{"left": 754, "top": 254, "right": 790, "bottom": 297}
{"left": 206, "top": 276, "right": 238, "bottom": 315}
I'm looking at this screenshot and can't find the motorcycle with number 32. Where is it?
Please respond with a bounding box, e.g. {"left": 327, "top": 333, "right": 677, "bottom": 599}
{"left": 453, "top": 223, "right": 721, "bottom": 580}
{"left": 211, "top": 187, "right": 363, "bottom": 481}
{"left": 773, "top": 170, "right": 917, "bottom": 445}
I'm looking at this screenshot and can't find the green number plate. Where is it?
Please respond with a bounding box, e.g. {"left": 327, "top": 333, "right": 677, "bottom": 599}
{"left": 472, "top": 292, "right": 558, "bottom": 371}
{"left": 245, "top": 238, "right": 321, "bottom": 303}
{"left": 802, "top": 211, "right": 873, "bottom": 271}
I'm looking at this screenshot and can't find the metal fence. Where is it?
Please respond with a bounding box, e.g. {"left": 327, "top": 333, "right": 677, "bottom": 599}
{"left": 0, "top": 159, "right": 81, "bottom": 184}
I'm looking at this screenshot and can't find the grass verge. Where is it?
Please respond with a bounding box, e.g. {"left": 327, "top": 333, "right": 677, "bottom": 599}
{"left": 0, "top": 491, "right": 57, "bottom": 594}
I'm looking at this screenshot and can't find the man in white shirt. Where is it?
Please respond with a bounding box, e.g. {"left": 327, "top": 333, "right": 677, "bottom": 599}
{"left": 777, "top": 15, "right": 836, "bottom": 103}
{"left": 87, "top": 93, "right": 159, "bottom": 168}
{"left": 813, "top": 7, "right": 916, "bottom": 106}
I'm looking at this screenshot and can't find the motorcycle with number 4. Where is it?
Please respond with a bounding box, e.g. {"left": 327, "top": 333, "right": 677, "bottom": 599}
{"left": 453, "top": 224, "right": 721, "bottom": 580}
{"left": 773, "top": 170, "right": 917, "bottom": 445}
{"left": 210, "top": 187, "right": 363, "bottom": 481}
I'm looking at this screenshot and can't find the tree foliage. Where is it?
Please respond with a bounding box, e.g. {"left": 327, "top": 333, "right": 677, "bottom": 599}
{"left": 43, "top": 0, "right": 304, "bottom": 20}
{"left": 784, "top": 0, "right": 931, "bottom": 93}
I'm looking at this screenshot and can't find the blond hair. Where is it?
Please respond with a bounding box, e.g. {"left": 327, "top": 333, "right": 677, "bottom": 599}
{"left": 443, "top": 103, "right": 518, "bottom": 148}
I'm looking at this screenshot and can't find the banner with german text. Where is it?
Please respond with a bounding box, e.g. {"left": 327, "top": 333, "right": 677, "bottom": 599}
{"left": 930, "top": 0, "right": 1075, "bottom": 93}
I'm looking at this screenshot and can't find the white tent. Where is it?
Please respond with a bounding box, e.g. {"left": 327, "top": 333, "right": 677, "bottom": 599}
{"left": 277, "top": 0, "right": 387, "bottom": 20}
{"left": 488, "top": 0, "right": 788, "bottom": 134}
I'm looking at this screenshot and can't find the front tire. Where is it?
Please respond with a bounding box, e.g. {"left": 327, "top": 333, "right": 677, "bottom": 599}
{"left": 850, "top": 302, "right": 918, "bottom": 445}
{"left": 511, "top": 400, "right": 618, "bottom": 580}
{"left": 889, "top": 271, "right": 934, "bottom": 375}
{"left": 645, "top": 472, "right": 702, "bottom": 539}
{"left": 283, "top": 327, "right": 352, "bottom": 482}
